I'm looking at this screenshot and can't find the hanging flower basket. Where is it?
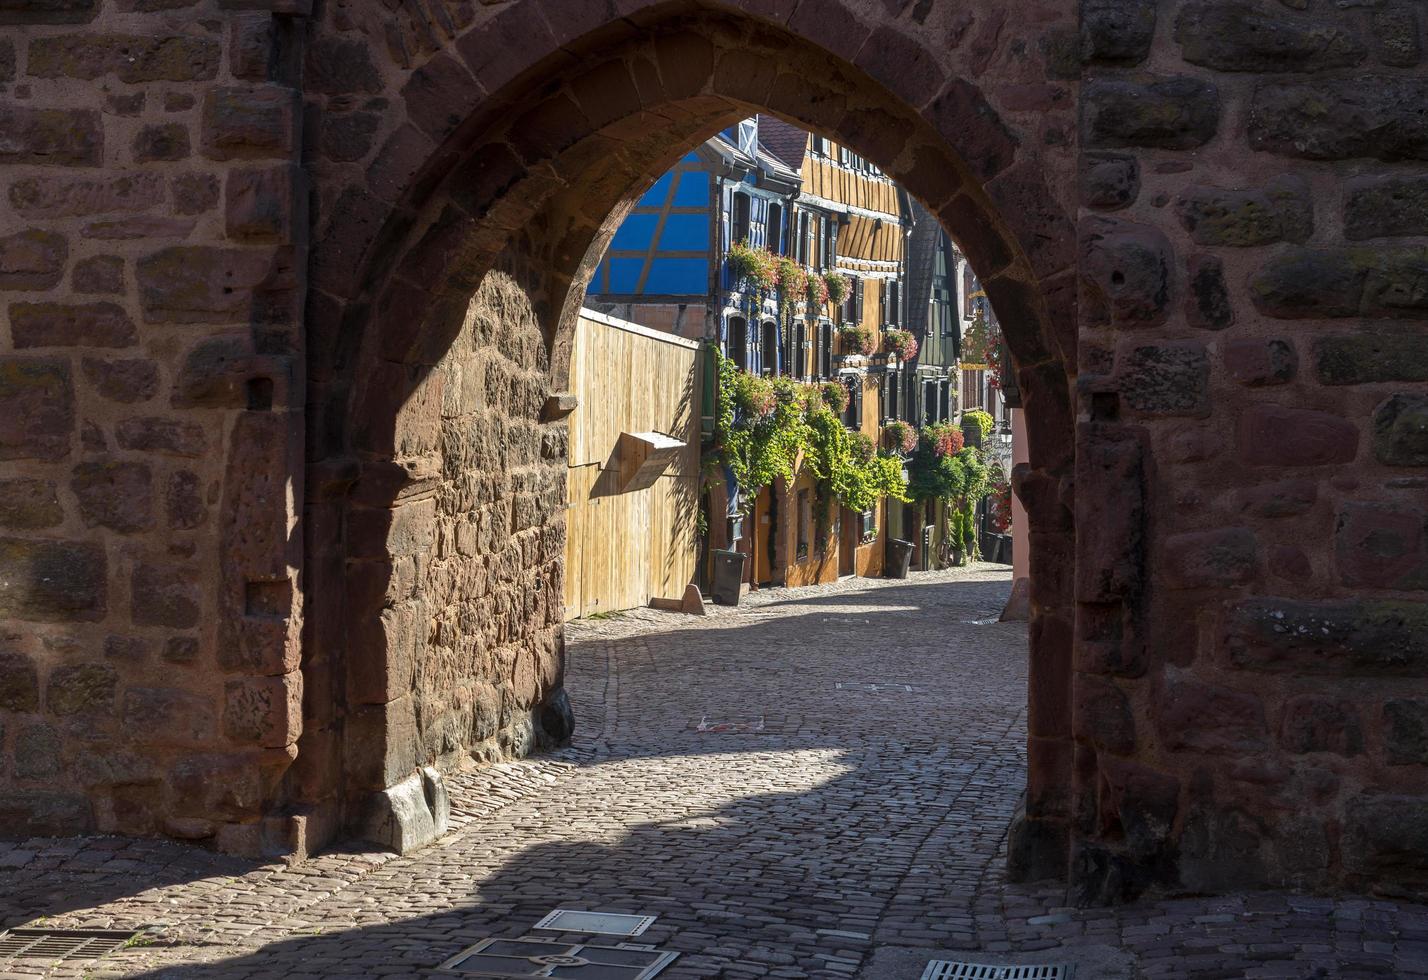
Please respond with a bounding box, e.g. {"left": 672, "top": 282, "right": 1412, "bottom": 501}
{"left": 838, "top": 325, "right": 874, "bottom": 356}
{"left": 731, "top": 371, "right": 776, "bottom": 417}
{"left": 824, "top": 272, "right": 849, "bottom": 307}
{"left": 728, "top": 240, "right": 777, "bottom": 292}
{"left": 922, "top": 421, "right": 964, "bottom": 459}
{"left": 805, "top": 272, "right": 830, "bottom": 309}
{"left": 882, "top": 420, "right": 916, "bottom": 454}
{"left": 884, "top": 328, "right": 918, "bottom": 361}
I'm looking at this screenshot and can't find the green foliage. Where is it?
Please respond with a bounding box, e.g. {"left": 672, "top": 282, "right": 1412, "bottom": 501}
{"left": 728, "top": 240, "right": 777, "bottom": 292}
{"left": 882, "top": 419, "right": 916, "bottom": 454}
{"left": 884, "top": 328, "right": 918, "bottom": 360}
{"left": 962, "top": 308, "right": 991, "bottom": 364}
{"left": 825, "top": 272, "right": 849, "bottom": 306}
{"left": 820, "top": 380, "right": 849, "bottom": 412}
{"left": 962, "top": 409, "right": 995, "bottom": 442}
{"left": 708, "top": 344, "right": 908, "bottom": 516}
{"left": 838, "top": 325, "right": 874, "bottom": 356}
{"left": 806, "top": 272, "right": 829, "bottom": 309}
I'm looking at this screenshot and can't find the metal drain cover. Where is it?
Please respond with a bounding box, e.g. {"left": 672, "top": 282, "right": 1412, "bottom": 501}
{"left": 0, "top": 928, "right": 138, "bottom": 962}
{"left": 922, "top": 962, "right": 1072, "bottom": 980}
{"left": 836, "top": 682, "right": 916, "bottom": 692}
{"left": 438, "top": 937, "right": 677, "bottom": 978}
{"left": 532, "top": 910, "right": 656, "bottom": 937}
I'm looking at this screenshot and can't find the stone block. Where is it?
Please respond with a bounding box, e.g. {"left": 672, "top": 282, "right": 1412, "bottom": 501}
{"left": 0, "top": 229, "right": 66, "bottom": 290}
{"left": 10, "top": 173, "right": 162, "bottom": 218}
{"left": 73, "top": 254, "right": 122, "bottom": 294}
{"left": 1345, "top": 175, "right": 1428, "bottom": 239}
{"left": 1084, "top": 75, "right": 1220, "bottom": 149}
{"left": 1099, "top": 756, "right": 1180, "bottom": 857}
{"left": 223, "top": 673, "right": 301, "bottom": 748}
{"left": 0, "top": 0, "right": 98, "bottom": 23}
{"left": 169, "top": 752, "right": 266, "bottom": 820}
{"left": 1373, "top": 393, "right": 1428, "bottom": 466}
{"left": 27, "top": 33, "right": 219, "bottom": 82}
{"left": 136, "top": 246, "right": 283, "bottom": 324}
{"left": 1315, "top": 330, "right": 1428, "bottom": 384}
{"left": 0, "top": 791, "right": 91, "bottom": 836}
{"left": 14, "top": 722, "right": 61, "bottom": 778}
{"left": 71, "top": 460, "right": 152, "bottom": 533}
{"left": 1185, "top": 253, "right": 1233, "bottom": 330}
{"left": 81, "top": 357, "right": 158, "bottom": 404}
{"left": 1080, "top": 152, "right": 1139, "bottom": 211}
{"left": 115, "top": 416, "right": 207, "bottom": 457}
{"left": 133, "top": 123, "right": 190, "bottom": 162}
{"left": 166, "top": 470, "right": 206, "bottom": 529}
{"left": 0, "top": 105, "right": 102, "bottom": 166}
{"left": 230, "top": 13, "right": 275, "bottom": 81}
{"left": 122, "top": 688, "right": 216, "bottom": 746}
{"left": 1163, "top": 527, "right": 1258, "bottom": 589}
{"left": 305, "top": 35, "right": 381, "bottom": 95}
{"left": 0, "top": 650, "right": 39, "bottom": 711}
{"left": 47, "top": 661, "right": 116, "bottom": 715}
{"left": 1080, "top": 217, "right": 1171, "bottom": 328}
{"left": 1156, "top": 669, "right": 1268, "bottom": 754}
{"left": 1344, "top": 796, "right": 1428, "bottom": 876}
{"left": 0, "top": 537, "right": 104, "bottom": 621}
{"left": 318, "top": 110, "right": 380, "bottom": 163}
{"left": 163, "top": 636, "right": 199, "bottom": 664}
{"left": 1180, "top": 801, "right": 1269, "bottom": 892}
{"left": 1280, "top": 695, "right": 1363, "bottom": 755}
{"left": 1073, "top": 675, "right": 1135, "bottom": 754}
{"left": 345, "top": 695, "right": 418, "bottom": 790}
{"left": 0, "top": 357, "right": 72, "bottom": 460}
{"left": 359, "top": 767, "right": 449, "bottom": 854}
{"left": 200, "top": 85, "right": 298, "bottom": 161}
{"left": 1223, "top": 597, "right": 1428, "bottom": 675}
{"left": 1075, "top": 424, "right": 1145, "bottom": 602}
{"left": 1335, "top": 502, "right": 1426, "bottom": 590}
{"left": 1081, "top": 0, "right": 1156, "bottom": 64}
{"left": 1224, "top": 338, "right": 1295, "bottom": 387}
{"left": 1250, "top": 78, "right": 1428, "bottom": 160}
{"left": 1374, "top": 4, "right": 1422, "bottom": 66}
{"left": 1237, "top": 404, "right": 1357, "bottom": 467}
{"left": 173, "top": 173, "right": 220, "bottom": 215}
{"left": 10, "top": 301, "right": 136, "bottom": 348}
{"left": 1176, "top": 1, "right": 1365, "bottom": 72}
{"left": 1249, "top": 247, "right": 1365, "bottom": 318}
{"left": 132, "top": 561, "right": 201, "bottom": 628}
{"left": 1384, "top": 700, "right": 1428, "bottom": 765}
{"left": 1175, "top": 175, "right": 1312, "bottom": 246}
{"left": 0, "top": 477, "right": 62, "bottom": 529}
{"left": 1236, "top": 478, "right": 1316, "bottom": 519}
{"left": 103, "top": 634, "right": 147, "bottom": 663}
{"left": 1116, "top": 342, "right": 1209, "bottom": 417}
{"left": 225, "top": 165, "right": 303, "bottom": 242}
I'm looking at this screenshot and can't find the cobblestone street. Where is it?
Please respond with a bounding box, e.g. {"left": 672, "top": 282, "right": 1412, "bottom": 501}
{"left": 4, "top": 565, "right": 1428, "bottom": 979}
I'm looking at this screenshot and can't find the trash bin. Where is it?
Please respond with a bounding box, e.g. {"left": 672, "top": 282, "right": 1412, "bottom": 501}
{"left": 886, "top": 538, "right": 915, "bottom": 579}
{"left": 711, "top": 549, "right": 747, "bottom": 606}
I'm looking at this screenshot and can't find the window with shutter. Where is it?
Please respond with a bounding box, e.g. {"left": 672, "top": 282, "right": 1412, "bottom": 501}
{"left": 853, "top": 277, "right": 864, "bottom": 323}
{"left": 732, "top": 192, "right": 750, "bottom": 246}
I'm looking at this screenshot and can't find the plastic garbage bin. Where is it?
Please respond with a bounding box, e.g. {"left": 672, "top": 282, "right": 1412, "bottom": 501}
{"left": 711, "top": 549, "right": 747, "bottom": 606}
{"left": 887, "top": 538, "right": 914, "bottom": 579}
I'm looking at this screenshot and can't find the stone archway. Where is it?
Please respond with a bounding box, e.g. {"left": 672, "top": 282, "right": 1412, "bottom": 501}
{"left": 299, "top": 1, "right": 1077, "bottom": 880}
{"left": 3, "top": 0, "right": 1424, "bottom": 906}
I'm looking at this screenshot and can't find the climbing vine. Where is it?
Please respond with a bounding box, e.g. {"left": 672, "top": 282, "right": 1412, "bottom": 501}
{"left": 708, "top": 345, "right": 908, "bottom": 517}
{"left": 906, "top": 421, "right": 993, "bottom": 560}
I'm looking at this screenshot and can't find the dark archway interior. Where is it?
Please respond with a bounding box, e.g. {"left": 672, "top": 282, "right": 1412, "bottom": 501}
{"left": 297, "top": 4, "right": 1077, "bottom": 885}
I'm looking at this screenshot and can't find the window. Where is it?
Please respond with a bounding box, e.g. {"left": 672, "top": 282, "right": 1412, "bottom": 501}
{"left": 923, "top": 380, "right": 938, "bottom": 425}
{"left": 728, "top": 316, "right": 748, "bottom": 370}
{"left": 796, "top": 211, "right": 810, "bottom": 264}
{"left": 844, "top": 376, "right": 863, "bottom": 429}
{"left": 760, "top": 320, "right": 778, "bottom": 377}
{"left": 767, "top": 202, "right": 783, "bottom": 255}
{"left": 881, "top": 279, "right": 900, "bottom": 327}
{"left": 731, "top": 192, "right": 750, "bottom": 246}
{"left": 859, "top": 510, "right": 876, "bottom": 539}
{"left": 853, "top": 276, "right": 864, "bottom": 323}
{"left": 810, "top": 214, "right": 822, "bottom": 268}
{"left": 823, "top": 220, "right": 836, "bottom": 271}
{"left": 791, "top": 321, "right": 807, "bottom": 380}
{"left": 841, "top": 276, "right": 857, "bottom": 325}
{"left": 819, "top": 321, "right": 833, "bottom": 378}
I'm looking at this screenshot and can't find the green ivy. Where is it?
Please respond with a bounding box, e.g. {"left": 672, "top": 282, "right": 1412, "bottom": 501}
{"left": 707, "top": 344, "right": 908, "bottom": 518}
{"left": 962, "top": 409, "right": 995, "bottom": 442}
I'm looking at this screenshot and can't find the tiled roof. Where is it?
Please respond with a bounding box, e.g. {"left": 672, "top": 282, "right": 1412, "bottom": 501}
{"left": 756, "top": 114, "right": 809, "bottom": 172}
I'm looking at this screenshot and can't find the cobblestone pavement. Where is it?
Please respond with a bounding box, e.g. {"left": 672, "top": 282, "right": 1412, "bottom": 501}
{"left": 3, "top": 565, "right": 1428, "bottom": 979}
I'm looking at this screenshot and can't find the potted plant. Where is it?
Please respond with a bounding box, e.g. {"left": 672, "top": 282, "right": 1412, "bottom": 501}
{"left": 882, "top": 419, "right": 916, "bottom": 454}
{"left": 825, "top": 272, "right": 849, "bottom": 307}
{"left": 819, "top": 379, "right": 850, "bottom": 413}
{"left": 805, "top": 272, "right": 830, "bottom": 310}
{"left": 884, "top": 328, "right": 918, "bottom": 361}
{"left": 838, "top": 325, "right": 874, "bottom": 356}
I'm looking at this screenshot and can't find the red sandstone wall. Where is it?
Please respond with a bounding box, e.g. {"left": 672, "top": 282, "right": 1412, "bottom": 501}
{"left": 0, "top": 1, "right": 306, "bottom": 852}
{"left": 1071, "top": 0, "right": 1428, "bottom": 902}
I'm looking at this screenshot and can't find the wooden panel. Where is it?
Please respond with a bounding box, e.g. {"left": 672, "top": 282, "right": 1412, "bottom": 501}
{"left": 563, "top": 311, "right": 704, "bottom": 620}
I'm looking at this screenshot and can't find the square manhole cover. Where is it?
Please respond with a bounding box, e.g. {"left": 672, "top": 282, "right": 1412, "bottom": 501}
{"left": 532, "top": 910, "right": 655, "bottom": 937}
{"left": 438, "top": 937, "right": 677, "bottom": 978}
{"left": 0, "top": 928, "right": 139, "bottom": 963}
{"left": 922, "top": 962, "right": 1072, "bottom": 980}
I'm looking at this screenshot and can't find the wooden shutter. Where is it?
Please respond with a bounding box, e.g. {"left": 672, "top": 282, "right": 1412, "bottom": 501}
{"left": 853, "top": 277, "right": 864, "bottom": 322}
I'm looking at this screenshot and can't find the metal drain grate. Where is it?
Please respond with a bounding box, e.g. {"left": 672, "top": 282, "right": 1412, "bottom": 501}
{"left": 437, "top": 937, "right": 677, "bottom": 978}
{"left": 836, "top": 682, "right": 916, "bottom": 693}
{"left": 0, "top": 928, "right": 138, "bottom": 962}
{"left": 921, "top": 962, "right": 1072, "bottom": 980}
{"left": 532, "top": 910, "right": 656, "bottom": 937}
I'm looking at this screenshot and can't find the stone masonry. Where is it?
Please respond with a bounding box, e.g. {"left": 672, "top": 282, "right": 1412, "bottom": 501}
{"left": 0, "top": 0, "right": 1424, "bottom": 906}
